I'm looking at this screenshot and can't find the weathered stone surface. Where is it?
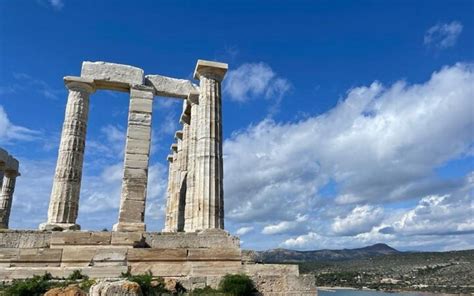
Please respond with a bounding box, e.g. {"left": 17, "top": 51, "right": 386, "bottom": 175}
{"left": 0, "top": 230, "right": 51, "bottom": 248}
{"left": 81, "top": 61, "right": 144, "bottom": 92}
{"left": 90, "top": 280, "right": 143, "bottom": 296}
{"left": 92, "top": 248, "right": 127, "bottom": 266}
{"left": 193, "top": 59, "right": 228, "bottom": 81}
{"left": 14, "top": 248, "right": 62, "bottom": 267}
{"left": 144, "top": 230, "right": 239, "bottom": 249}
{"left": 50, "top": 232, "right": 111, "bottom": 246}
{"left": 187, "top": 248, "right": 241, "bottom": 261}
{"left": 45, "top": 285, "right": 87, "bottom": 296}
{"left": 244, "top": 263, "right": 299, "bottom": 276}
{"left": 145, "top": 74, "right": 198, "bottom": 99}
{"left": 111, "top": 232, "right": 144, "bottom": 246}
{"left": 127, "top": 248, "right": 187, "bottom": 261}
{"left": 129, "top": 262, "right": 190, "bottom": 277}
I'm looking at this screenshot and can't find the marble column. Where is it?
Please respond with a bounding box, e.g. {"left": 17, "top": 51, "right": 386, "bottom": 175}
{"left": 0, "top": 169, "right": 19, "bottom": 229}
{"left": 40, "top": 76, "right": 95, "bottom": 231}
{"left": 114, "top": 85, "right": 154, "bottom": 232}
{"left": 167, "top": 143, "right": 179, "bottom": 231}
{"left": 184, "top": 91, "right": 199, "bottom": 232}
{"left": 189, "top": 60, "right": 227, "bottom": 230}
{"left": 163, "top": 154, "right": 174, "bottom": 232}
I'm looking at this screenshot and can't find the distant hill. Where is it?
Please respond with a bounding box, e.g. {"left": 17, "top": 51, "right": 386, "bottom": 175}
{"left": 245, "top": 243, "right": 400, "bottom": 263}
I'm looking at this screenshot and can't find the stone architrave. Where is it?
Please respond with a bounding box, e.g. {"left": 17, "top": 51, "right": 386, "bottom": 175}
{"left": 113, "top": 85, "right": 154, "bottom": 232}
{"left": 0, "top": 157, "right": 19, "bottom": 229}
{"left": 40, "top": 76, "right": 95, "bottom": 231}
{"left": 188, "top": 60, "right": 227, "bottom": 231}
{"left": 183, "top": 91, "right": 199, "bottom": 232}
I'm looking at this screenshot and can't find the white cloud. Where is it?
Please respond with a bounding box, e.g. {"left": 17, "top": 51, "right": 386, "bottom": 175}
{"left": 281, "top": 232, "right": 322, "bottom": 249}
{"left": 262, "top": 214, "right": 308, "bottom": 235}
{"left": 332, "top": 205, "right": 384, "bottom": 236}
{"left": 224, "top": 63, "right": 290, "bottom": 105}
{"left": 0, "top": 105, "right": 40, "bottom": 143}
{"left": 225, "top": 63, "right": 474, "bottom": 247}
{"left": 236, "top": 226, "right": 254, "bottom": 236}
{"left": 48, "top": 0, "right": 64, "bottom": 10}
{"left": 424, "top": 21, "right": 463, "bottom": 49}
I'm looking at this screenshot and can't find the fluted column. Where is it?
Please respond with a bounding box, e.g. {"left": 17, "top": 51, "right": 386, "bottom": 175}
{"left": 0, "top": 170, "right": 19, "bottom": 229}
{"left": 184, "top": 92, "right": 199, "bottom": 232}
{"left": 163, "top": 154, "right": 174, "bottom": 231}
{"left": 114, "top": 85, "right": 154, "bottom": 232}
{"left": 190, "top": 60, "right": 227, "bottom": 230}
{"left": 40, "top": 76, "right": 95, "bottom": 231}
{"left": 167, "top": 143, "right": 179, "bottom": 231}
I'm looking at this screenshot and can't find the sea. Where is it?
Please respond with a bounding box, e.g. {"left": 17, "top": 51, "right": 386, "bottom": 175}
{"left": 318, "top": 289, "right": 460, "bottom": 296}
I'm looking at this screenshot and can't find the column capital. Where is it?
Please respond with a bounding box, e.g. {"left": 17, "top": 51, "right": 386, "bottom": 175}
{"left": 167, "top": 155, "right": 174, "bottom": 162}
{"left": 180, "top": 113, "right": 190, "bottom": 125}
{"left": 187, "top": 90, "right": 199, "bottom": 105}
{"left": 171, "top": 143, "right": 178, "bottom": 152}
{"left": 193, "top": 60, "right": 228, "bottom": 82}
{"left": 175, "top": 130, "right": 183, "bottom": 140}
{"left": 64, "top": 76, "right": 96, "bottom": 93}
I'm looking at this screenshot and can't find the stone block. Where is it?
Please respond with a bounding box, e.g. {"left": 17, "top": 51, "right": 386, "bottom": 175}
{"left": 124, "top": 138, "right": 150, "bottom": 155}
{"left": 61, "top": 247, "right": 95, "bottom": 264}
{"left": 112, "top": 222, "right": 145, "bottom": 232}
{"left": 124, "top": 153, "right": 149, "bottom": 169}
{"left": 190, "top": 261, "right": 242, "bottom": 276}
{"left": 0, "top": 231, "right": 51, "bottom": 248}
{"left": 121, "top": 183, "right": 147, "bottom": 201}
{"left": 187, "top": 248, "right": 241, "bottom": 261}
{"left": 129, "top": 97, "right": 153, "bottom": 113}
{"left": 92, "top": 248, "right": 127, "bottom": 266}
{"left": 50, "top": 231, "right": 111, "bottom": 246}
{"left": 126, "top": 124, "right": 151, "bottom": 141}
{"left": 123, "top": 167, "right": 147, "bottom": 180}
{"left": 143, "top": 231, "right": 239, "bottom": 249}
{"left": 127, "top": 248, "right": 187, "bottom": 261}
{"left": 145, "top": 74, "right": 198, "bottom": 99}
{"left": 118, "top": 199, "right": 145, "bottom": 222}
{"left": 129, "top": 113, "right": 152, "bottom": 126}
{"left": 14, "top": 248, "right": 62, "bottom": 267}
{"left": 0, "top": 248, "right": 18, "bottom": 263}
{"left": 81, "top": 61, "right": 144, "bottom": 92}
{"left": 130, "top": 262, "right": 190, "bottom": 277}
{"left": 111, "top": 232, "right": 144, "bottom": 246}
{"left": 244, "top": 263, "right": 299, "bottom": 276}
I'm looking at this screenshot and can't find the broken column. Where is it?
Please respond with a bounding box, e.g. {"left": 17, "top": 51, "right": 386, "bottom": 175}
{"left": 188, "top": 60, "right": 227, "bottom": 230}
{"left": 40, "top": 76, "right": 95, "bottom": 231}
{"left": 113, "top": 85, "right": 154, "bottom": 232}
{"left": 0, "top": 156, "right": 19, "bottom": 229}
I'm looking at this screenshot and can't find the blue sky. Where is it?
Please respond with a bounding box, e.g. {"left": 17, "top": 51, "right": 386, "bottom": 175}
{"left": 0, "top": 0, "right": 473, "bottom": 251}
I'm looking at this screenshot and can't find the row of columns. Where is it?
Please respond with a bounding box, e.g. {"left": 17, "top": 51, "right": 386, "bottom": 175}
{"left": 164, "top": 61, "right": 227, "bottom": 232}
{"left": 40, "top": 59, "right": 227, "bottom": 232}
{"left": 0, "top": 149, "right": 20, "bottom": 229}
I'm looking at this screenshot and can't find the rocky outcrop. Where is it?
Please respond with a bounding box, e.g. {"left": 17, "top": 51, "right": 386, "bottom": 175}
{"left": 89, "top": 280, "right": 142, "bottom": 296}
{"left": 44, "top": 285, "right": 87, "bottom": 296}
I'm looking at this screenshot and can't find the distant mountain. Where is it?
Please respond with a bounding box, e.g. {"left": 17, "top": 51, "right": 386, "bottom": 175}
{"left": 245, "top": 243, "right": 400, "bottom": 263}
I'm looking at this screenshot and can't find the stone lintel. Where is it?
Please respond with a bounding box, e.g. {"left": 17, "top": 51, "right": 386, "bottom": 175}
{"left": 81, "top": 61, "right": 144, "bottom": 92}
{"left": 145, "top": 74, "right": 199, "bottom": 99}
{"left": 193, "top": 59, "right": 228, "bottom": 81}
{"left": 175, "top": 130, "right": 183, "bottom": 140}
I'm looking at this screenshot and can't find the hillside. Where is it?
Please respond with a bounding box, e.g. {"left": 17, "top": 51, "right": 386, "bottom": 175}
{"left": 244, "top": 245, "right": 474, "bottom": 294}
{"left": 246, "top": 243, "right": 400, "bottom": 263}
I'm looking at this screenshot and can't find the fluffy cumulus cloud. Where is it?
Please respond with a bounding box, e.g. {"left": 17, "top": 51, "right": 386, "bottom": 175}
{"left": 332, "top": 205, "right": 384, "bottom": 236}
{"left": 236, "top": 226, "right": 254, "bottom": 236}
{"left": 424, "top": 21, "right": 463, "bottom": 49}
{"left": 0, "top": 105, "right": 40, "bottom": 143}
{"left": 225, "top": 63, "right": 474, "bottom": 250}
{"left": 224, "top": 63, "right": 290, "bottom": 104}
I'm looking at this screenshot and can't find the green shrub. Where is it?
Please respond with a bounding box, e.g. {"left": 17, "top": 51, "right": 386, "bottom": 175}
{"left": 219, "top": 274, "right": 255, "bottom": 296}
{"left": 3, "top": 273, "right": 54, "bottom": 296}
{"left": 67, "top": 270, "right": 89, "bottom": 281}
{"left": 191, "top": 286, "right": 222, "bottom": 295}
{"left": 122, "top": 271, "right": 169, "bottom": 295}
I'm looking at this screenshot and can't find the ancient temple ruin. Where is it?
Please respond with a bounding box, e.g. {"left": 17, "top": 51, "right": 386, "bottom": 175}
{"left": 0, "top": 148, "right": 19, "bottom": 229}
{"left": 0, "top": 60, "right": 316, "bottom": 295}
